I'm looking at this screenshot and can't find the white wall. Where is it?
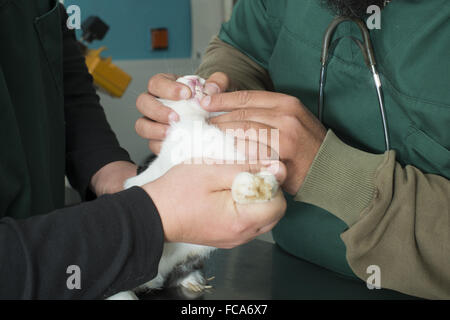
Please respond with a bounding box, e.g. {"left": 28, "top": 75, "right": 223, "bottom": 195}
{"left": 191, "top": 0, "right": 235, "bottom": 59}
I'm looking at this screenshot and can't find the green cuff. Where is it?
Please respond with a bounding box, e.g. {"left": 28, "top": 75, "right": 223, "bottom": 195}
{"left": 295, "top": 130, "right": 385, "bottom": 227}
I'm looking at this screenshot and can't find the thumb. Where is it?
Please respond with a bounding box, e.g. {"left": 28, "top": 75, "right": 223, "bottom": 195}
{"left": 204, "top": 72, "right": 230, "bottom": 96}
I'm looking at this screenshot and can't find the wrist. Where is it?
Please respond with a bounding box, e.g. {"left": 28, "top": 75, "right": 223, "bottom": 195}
{"left": 141, "top": 181, "right": 174, "bottom": 242}
{"left": 91, "top": 161, "right": 137, "bottom": 196}
{"left": 287, "top": 127, "right": 327, "bottom": 195}
{"left": 295, "top": 130, "right": 387, "bottom": 226}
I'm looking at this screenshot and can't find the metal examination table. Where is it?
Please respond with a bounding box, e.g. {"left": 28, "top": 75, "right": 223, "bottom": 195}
{"left": 141, "top": 239, "right": 417, "bottom": 300}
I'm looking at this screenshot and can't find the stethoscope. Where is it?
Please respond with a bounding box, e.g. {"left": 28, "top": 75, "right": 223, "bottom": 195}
{"left": 318, "top": 16, "right": 391, "bottom": 151}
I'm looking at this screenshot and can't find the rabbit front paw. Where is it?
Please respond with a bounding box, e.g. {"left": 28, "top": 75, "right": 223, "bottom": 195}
{"left": 231, "top": 171, "right": 279, "bottom": 204}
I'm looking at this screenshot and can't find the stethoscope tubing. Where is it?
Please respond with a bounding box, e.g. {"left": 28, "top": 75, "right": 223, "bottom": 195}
{"left": 318, "top": 16, "right": 391, "bottom": 152}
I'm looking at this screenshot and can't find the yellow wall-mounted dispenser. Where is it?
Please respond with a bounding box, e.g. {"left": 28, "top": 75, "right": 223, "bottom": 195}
{"left": 84, "top": 47, "right": 132, "bottom": 98}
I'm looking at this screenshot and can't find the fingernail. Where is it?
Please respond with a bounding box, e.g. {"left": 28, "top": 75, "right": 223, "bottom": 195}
{"left": 168, "top": 112, "right": 179, "bottom": 122}
{"left": 201, "top": 96, "right": 211, "bottom": 108}
{"left": 165, "top": 126, "right": 171, "bottom": 137}
{"left": 180, "top": 87, "right": 191, "bottom": 100}
{"left": 204, "top": 83, "right": 220, "bottom": 96}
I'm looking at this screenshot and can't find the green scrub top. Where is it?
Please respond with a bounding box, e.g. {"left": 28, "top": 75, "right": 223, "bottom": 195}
{"left": 219, "top": 0, "right": 450, "bottom": 277}
{"left": 0, "top": 0, "right": 65, "bottom": 219}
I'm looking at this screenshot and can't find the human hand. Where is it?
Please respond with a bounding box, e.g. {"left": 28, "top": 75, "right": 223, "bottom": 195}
{"left": 142, "top": 160, "right": 287, "bottom": 249}
{"left": 91, "top": 161, "right": 138, "bottom": 197}
{"left": 135, "top": 72, "right": 230, "bottom": 154}
{"left": 201, "top": 91, "right": 327, "bottom": 195}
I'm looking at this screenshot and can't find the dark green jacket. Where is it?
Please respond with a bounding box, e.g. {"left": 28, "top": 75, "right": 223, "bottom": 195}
{"left": 0, "top": 0, "right": 131, "bottom": 218}
{"left": 197, "top": 0, "right": 450, "bottom": 298}
{"left": 0, "top": 0, "right": 163, "bottom": 298}
{"left": 1, "top": 0, "right": 66, "bottom": 218}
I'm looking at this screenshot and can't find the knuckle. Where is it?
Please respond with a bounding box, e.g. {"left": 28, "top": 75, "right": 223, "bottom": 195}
{"left": 237, "top": 109, "right": 248, "bottom": 122}
{"left": 147, "top": 76, "right": 157, "bottom": 91}
{"left": 211, "top": 72, "right": 230, "bottom": 88}
{"left": 149, "top": 141, "right": 161, "bottom": 154}
{"left": 212, "top": 71, "right": 226, "bottom": 79}
{"left": 135, "top": 120, "right": 142, "bottom": 135}
{"left": 284, "top": 127, "right": 297, "bottom": 143}
{"left": 214, "top": 93, "right": 225, "bottom": 107}
{"left": 135, "top": 118, "right": 145, "bottom": 134}
{"left": 230, "top": 220, "right": 247, "bottom": 236}
{"left": 280, "top": 96, "right": 301, "bottom": 113}
{"left": 238, "top": 90, "right": 251, "bottom": 105}
{"left": 148, "top": 73, "right": 163, "bottom": 92}
{"left": 221, "top": 72, "right": 230, "bottom": 81}
{"left": 282, "top": 114, "right": 301, "bottom": 129}
{"left": 243, "top": 120, "right": 253, "bottom": 132}
{"left": 136, "top": 93, "right": 146, "bottom": 108}
{"left": 281, "top": 95, "right": 300, "bottom": 107}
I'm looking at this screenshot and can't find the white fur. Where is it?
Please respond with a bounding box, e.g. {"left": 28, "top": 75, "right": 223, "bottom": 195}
{"left": 108, "top": 76, "right": 278, "bottom": 300}
{"left": 232, "top": 171, "right": 279, "bottom": 204}
{"left": 106, "top": 291, "right": 138, "bottom": 300}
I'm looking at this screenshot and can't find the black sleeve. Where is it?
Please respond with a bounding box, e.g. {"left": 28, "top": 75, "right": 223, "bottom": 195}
{"left": 61, "top": 5, "right": 132, "bottom": 200}
{"left": 0, "top": 187, "right": 164, "bottom": 299}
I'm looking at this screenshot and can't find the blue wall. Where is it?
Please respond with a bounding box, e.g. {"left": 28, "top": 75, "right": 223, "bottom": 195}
{"left": 65, "top": 0, "right": 192, "bottom": 60}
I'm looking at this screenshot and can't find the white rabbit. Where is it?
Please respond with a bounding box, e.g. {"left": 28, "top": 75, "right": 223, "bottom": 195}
{"left": 108, "top": 76, "right": 279, "bottom": 300}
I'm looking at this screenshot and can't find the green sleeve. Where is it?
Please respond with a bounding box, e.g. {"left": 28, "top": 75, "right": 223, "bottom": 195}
{"left": 196, "top": 36, "right": 273, "bottom": 91}
{"left": 295, "top": 130, "right": 385, "bottom": 226}
{"left": 219, "top": 0, "right": 280, "bottom": 70}
{"left": 297, "top": 130, "right": 450, "bottom": 299}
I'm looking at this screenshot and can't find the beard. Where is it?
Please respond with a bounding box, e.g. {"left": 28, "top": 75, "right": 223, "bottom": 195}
{"left": 321, "top": 0, "right": 387, "bottom": 18}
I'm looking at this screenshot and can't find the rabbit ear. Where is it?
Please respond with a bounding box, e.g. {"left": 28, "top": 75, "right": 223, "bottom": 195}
{"left": 177, "top": 75, "right": 206, "bottom": 85}
{"left": 176, "top": 75, "right": 206, "bottom": 89}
